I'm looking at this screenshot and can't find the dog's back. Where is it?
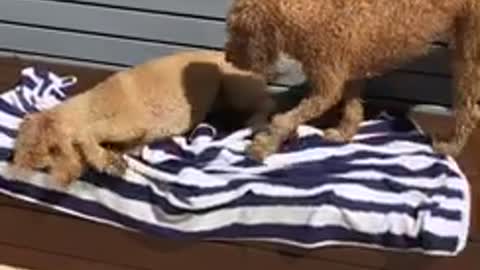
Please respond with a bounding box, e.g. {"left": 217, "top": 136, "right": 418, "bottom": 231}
{"left": 53, "top": 50, "right": 225, "bottom": 140}
{"left": 238, "top": 0, "right": 467, "bottom": 77}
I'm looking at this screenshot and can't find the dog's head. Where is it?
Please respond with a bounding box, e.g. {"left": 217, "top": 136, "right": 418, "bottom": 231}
{"left": 225, "top": 1, "right": 281, "bottom": 79}
{"left": 13, "top": 112, "right": 67, "bottom": 173}
{"left": 12, "top": 112, "right": 84, "bottom": 186}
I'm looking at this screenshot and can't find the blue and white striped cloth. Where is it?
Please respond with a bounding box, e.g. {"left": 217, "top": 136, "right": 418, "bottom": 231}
{"left": 0, "top": 67, "right": 471, "bottom": 256}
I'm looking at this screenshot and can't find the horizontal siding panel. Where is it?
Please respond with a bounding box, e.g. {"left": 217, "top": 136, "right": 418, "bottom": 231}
{"left": 0, "top": 0, "right": 452, "bottom": 77}
{"left": 0, "top": 0, "right": 226, "bottom": 49}
{"left": 0, "top": 22, "right": 452, "bottom": 105}
{"left": 405, "top": 45, "right": 450, "bottom": 76}
{"left": 0, "top": 23, "right": 290, "bottom": 90}
{"left": 62, "top": 0, "right": 233, "bottom": 19}
{"left": 0, "top": 23, "right": 193, "bottom": 66}
{"left": 367, "top": 72, "right": 451, "bottom": 106}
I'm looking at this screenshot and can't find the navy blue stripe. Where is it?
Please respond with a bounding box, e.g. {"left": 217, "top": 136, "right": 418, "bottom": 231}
{"left": 0, "top": 99, "right": 26, "bottom": 118}
{"left": 148, "top": 139, "right": 197, "bottom": 160}
{"left": 21, "top": 75, "right": 36, "bottom": 89}
{"left": 52, "top": 91, "right": 67, "bottom": 101}
{"left": 38, "top": 75, "right": 53, "bottom": 97}
{"left": 0, "top": 178, "right": 459, "bottom": 252}
{"left": 205, "top": 225, "right": 458, "bottom": 252}
{"left": 142, "top": 149, "right": 456, "bottom": 180}
{"left": 148, "top": 134, "right": 434, "bottom": 169}
{"left": 15, "top": 91, "right": 38, "bottom": 114}
{"left": 283, "top": 133, "right": 430, "bottom": 153}
{"left": 358, "top": 118, "right": 417, "bottom": 134}
{"left": 355, "top": 133, "right": 431, "bottom": 145}
{"left": 0, "top": 125, "right": 17, "bottom": 138}
{"left": 231, "top": 150, "right": 447, "bottom": 168}
{"left": 33, "top": 68, "right": 50, "bottom": 82}
{"left": 259, "top": 160, "right": 460, "bottom": 179}
{"left": 169, "top": 189, "right": 462, "bottom": 220}
{"left": 168, "top": 173, "right": 464, "bottom": 199}
{"left": 74, "top": 171, "right": 462, "bottom": 221}
{"left": 0, "top": 148, "right": 13, "bottom": 161}
{"left": 146, "top": 154, "right": 464, "bottom": 198}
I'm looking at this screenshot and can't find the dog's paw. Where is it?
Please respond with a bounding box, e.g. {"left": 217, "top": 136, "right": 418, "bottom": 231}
{"left": 51, "top": 169, "right": 77, "bottom": 188}
{"left": 105, "top": 154, "right": 128, "bottom": 176}
{"left": 432, "top": 139, "right": 461, "bottom": 157}
{"left": 250, "top": 122, "right": 270, "bottom": 136}
{"left": 323, "top": 128, "right": 351, "bottom": 143}
{"left": 247, "top": 131, "right": 281, "bottom": 161}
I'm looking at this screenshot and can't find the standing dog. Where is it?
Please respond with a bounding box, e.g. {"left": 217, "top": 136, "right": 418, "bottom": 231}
{"left": 225, "top": 0, "right": 480, "bottom": 160}
{"left": 12, "top": 50, "right": 275, "bottom": 186}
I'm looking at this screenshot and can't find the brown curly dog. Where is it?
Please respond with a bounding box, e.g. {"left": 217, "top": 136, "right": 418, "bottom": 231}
{"left": 12, "top": 50, "right": 275, "bottom": 186}
{"left": 225, "top": 0, "right": 480, "bottom": 161}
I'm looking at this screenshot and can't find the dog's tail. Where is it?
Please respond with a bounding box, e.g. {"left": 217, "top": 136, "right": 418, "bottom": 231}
{"left": 445, "top": 0, "right": 480, "bottom": 151}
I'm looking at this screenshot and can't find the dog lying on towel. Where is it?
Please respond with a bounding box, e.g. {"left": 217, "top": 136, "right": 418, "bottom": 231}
{"left": 11, "top": 50, "right": 275, "bottom": 186}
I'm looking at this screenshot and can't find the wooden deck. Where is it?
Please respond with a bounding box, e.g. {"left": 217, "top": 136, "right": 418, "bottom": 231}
{"left": 0, "top": 56, "right": 478, "bottom": 270}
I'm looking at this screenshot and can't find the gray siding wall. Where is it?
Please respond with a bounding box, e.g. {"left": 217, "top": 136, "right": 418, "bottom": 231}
{"left": 0, "top": 0, "right": 452, "bottom": 106}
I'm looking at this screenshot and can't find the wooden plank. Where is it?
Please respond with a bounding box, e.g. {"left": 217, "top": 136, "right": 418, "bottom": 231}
{"left": 0, "top": 205, "right": 246, "bottom": 270}
{"left": 0, "top": 241, "right": 137, "bottom": 270}
{"left": 0, "top": 203, "right": 478, "bottom": 270}
{"left": 0, "top": 0, "right": 226, "bottom": 49}
{"left": 0, "top": 54, "right": 114, "bottom": 95}
{"left": 60, "top": 0, "right": 233, "bottom": 19}
{"left": 242, "top": 240, "right": 480, "bottom": 270}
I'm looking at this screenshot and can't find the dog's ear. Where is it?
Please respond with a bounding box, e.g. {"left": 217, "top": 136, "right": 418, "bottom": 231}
{"left": 29, "top": 113, "right": 63, "bottom": 158}
{"left": 33, "top": 114, "right": 57, "bottom": 139}
{"left": 226, "top": 5, "right": 280, "bottom": 76}
{"left": 23, "top": 111, "right": 48, "bottom": 122}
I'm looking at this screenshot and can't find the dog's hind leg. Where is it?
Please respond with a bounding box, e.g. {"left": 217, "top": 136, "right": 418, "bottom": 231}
{"left": 433, "top": 3, "right": 480, "bottom": 157}
{"left": 248, "top": 66, "right": 347, "bottom": 160}
{"left": 323, "top": 79, "right": 365, "bottom": 142}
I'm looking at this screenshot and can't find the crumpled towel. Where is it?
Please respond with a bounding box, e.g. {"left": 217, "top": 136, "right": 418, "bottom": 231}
{"left": 0, "top": 67, "right": 470, "bottom": 256}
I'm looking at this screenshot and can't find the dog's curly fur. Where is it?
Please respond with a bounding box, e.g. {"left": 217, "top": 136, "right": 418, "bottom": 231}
{"left": 225, "top": 0, "right": 480, "bottom": 160}
{"left": 12, "top": 50, "right": 275, "bottom": 186}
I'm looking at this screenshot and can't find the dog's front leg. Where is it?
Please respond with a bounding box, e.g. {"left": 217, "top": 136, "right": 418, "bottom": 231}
{"left": 245, "top": 96, "right": 277, "bottom": 133}
{"left": 323, "top": 79, "right": 365, "bottom": 142}
{"left": 76, "top": 135, "right": 127, "bottom": 176}
{"left": 248, "top": 67, "right": 347, "bottom": 161}
{"left": 50, "top": 154, "right": 84, "bottom": 187}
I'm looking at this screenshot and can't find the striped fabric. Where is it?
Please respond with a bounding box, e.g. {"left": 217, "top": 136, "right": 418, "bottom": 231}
{"left": 0, "top": 67, "right": 471, "bottom": 256}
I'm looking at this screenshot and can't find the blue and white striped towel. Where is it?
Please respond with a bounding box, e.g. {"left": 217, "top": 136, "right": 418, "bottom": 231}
{"left": 0, "top": 67, "right": 471, "bottom": 256}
